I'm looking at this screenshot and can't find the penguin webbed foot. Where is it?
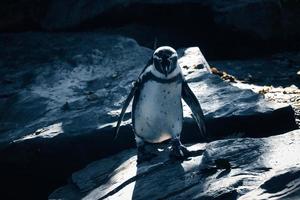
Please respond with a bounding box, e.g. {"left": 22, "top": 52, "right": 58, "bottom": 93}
{"left": 137, "top": 146, "right": 157, "bottom": 165}
{"left": 170, "top": 139, "right": 191, "bottom": 159}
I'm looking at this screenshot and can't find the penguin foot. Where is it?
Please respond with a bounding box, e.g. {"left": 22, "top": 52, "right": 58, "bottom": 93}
{"left": 170, "top": 144, "right": 191, "bottom": 159}
{"left": 137, "top": 146, "right": 157, "bottom": 164}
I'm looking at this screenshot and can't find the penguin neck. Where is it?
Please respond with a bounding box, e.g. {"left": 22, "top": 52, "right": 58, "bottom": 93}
{"left": 143, "top": 64, "right": 182, "bottom": 80}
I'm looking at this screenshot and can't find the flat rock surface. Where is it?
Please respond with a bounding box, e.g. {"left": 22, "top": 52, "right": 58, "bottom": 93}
{"left": 50, "top": 130, "right": 300, "bottom": 200}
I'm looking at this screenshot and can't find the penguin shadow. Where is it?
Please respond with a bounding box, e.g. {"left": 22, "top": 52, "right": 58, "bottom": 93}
{"left": 131, "top": 143, "right": 204, "bottom": 199}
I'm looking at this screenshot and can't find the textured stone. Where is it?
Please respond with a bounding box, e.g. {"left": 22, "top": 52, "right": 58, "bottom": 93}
{"left": 49, "top": 130, "right": 300, "bottom": 200}
{"left": 1, "top": 0, "right": 300, "bottom": 43}
{"left": 0, "top": 33, "right": 297, "bottom": 199}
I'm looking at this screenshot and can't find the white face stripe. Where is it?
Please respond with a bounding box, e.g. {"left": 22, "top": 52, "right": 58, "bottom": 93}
{"left": 153, "top": 54, "right": 162, "bottom": 61}
{"left": 154, "top": 46, "right": 177, "bottom": 57}
{"left": 141, "top": 64, "right": 182, "bottom": 80}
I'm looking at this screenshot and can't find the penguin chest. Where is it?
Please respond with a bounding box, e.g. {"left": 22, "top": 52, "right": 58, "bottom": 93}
{"left": 133, "top": 80, "right": 183, "bottom": 143}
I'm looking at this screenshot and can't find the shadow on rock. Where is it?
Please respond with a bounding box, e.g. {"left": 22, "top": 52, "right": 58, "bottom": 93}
{"left": 49, "top": 143, "right": 207, "bottom": 199}
{"left": 132, "top": 161, "right": 185, "bottom": 199}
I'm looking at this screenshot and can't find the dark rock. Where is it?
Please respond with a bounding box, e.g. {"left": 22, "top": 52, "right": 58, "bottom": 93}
{"left": 260, "top": 168, "right": 300, "bottom": 194}
{"left": 211, "top": 0, "right": 283, "bottom": 40}
{"left": 0, "top": 0, "right": 48, "bottom": 31}
{"left": 210, "top": 53, "right": 300, "bottom": 127}
{"left": 40, "top": 0, "right": 300, "bottom": 42}
{"left": 49, "top": 130, "right": 300, "bottom": 199}
{"left": 1, "top": 1, "right": 300, "bottom": 62}
{"left": 210, "top": 52, "right": 300, "bottom": 87}
{"left": 215, "top": 158, "right": 231, "bottom": 170}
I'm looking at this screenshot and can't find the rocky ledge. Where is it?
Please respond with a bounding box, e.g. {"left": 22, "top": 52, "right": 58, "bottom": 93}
{"left": 50, "top": 130, "right": 300, "bottom": 199}
{"left": 0, "top": 33, "right": 298, "bottom": 199}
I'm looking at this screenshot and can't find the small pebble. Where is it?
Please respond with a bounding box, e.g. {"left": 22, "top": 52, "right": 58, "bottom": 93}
{"left": 112, "top": 73, "right": 118, "bottom": 78}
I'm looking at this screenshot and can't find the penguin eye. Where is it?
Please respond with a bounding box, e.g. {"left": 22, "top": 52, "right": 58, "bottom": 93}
{"left": 168, "top": 55, "right": 177, "bottom": 63}
{"left": 154, "top": 55, "right": 162, "bottom": 62}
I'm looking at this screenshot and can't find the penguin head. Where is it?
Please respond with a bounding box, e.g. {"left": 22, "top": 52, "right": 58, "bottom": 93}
{"left": 153, "top": 46, "right": 178, "bottom": 77}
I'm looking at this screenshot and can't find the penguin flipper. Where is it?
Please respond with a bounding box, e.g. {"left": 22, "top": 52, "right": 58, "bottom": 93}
{"left": 114, "top": 80, "right": 139, "bottom": 140}
{"left": 114, "top": 57, "right": 153, "bottom": 140}
{"left": 182, "top": 81, "right": 207, "bottom": 140}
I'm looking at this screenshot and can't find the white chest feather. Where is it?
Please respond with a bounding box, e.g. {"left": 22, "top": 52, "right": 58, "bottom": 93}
{"left": 133, "top": 80, "right": 183, "bottom": 143}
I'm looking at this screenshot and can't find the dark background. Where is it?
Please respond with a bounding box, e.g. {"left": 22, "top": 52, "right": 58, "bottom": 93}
{"left": 1, "top": 0, "right": 300, "bottom": 59}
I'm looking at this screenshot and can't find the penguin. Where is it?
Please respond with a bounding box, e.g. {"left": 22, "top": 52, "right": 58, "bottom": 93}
{"left": 115, "top": 46, "right": 206, "bottom": 163}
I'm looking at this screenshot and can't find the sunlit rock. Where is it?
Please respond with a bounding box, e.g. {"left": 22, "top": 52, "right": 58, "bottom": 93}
{"left": 0, "top": 33, "right": 297, "bottom": 199}
{"left": 50, "top": 130, "right": 300, "bottom": 199}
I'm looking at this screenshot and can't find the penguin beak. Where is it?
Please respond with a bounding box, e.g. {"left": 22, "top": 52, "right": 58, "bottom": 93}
{"left": 163, "top": 64, "right": 169, "bottom": 77}
{"left": 162, "top": 59, "right": 170, "bottom": 77}
{"left": 164, "top": 71, "right": 168, "bottom": 77}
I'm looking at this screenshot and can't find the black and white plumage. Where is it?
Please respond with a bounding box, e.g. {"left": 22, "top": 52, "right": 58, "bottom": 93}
{"left": 115, "top": 46, "right": 206, "bottom": 163}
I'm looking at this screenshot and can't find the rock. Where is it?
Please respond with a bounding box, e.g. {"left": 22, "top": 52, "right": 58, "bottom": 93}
{"left": 41, "top": 0, "right": 129, "bottom": 30}
{"left": 210, "top": 52, "right": 300, "bottom": 88}
{"left": 49, "top": 130, "right": 300, "bottom": 199}
{"left": 210, "top": 0, "right": 283, "bottom": 40}
{"left": 40, "top": 0, "right": 299, "bottom": 41}
{"left": 1, "top": 1, "right": 300, "bottom": 45}
{"left": 210, "top": 52, "right": 300, "bottom": 127}
{"left": 0, "top": 33, "right": 296, "bottom": 144}
{"left": 1, "top": 1, "right": 300, "bottom": 61}
{"left": 0, "top": 32, "right": 152, "bottom": 199}
{"left": 0, "top": 33, "right": 297, "bottom": 199}
{"left": 0, "top": 0, "right": 47, "bottom": 31}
